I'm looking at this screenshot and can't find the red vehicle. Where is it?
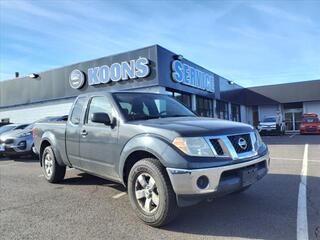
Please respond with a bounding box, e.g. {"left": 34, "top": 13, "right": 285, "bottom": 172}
{"left": 300, "top": 113, "right": 320, "bottom": 134}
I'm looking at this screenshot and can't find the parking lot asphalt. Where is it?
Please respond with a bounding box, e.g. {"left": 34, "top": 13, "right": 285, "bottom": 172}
{"left": 0, "top": 135, "right": 319, "bottom": 240}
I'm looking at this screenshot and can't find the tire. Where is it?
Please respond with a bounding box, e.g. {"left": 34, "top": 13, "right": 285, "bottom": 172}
{"left": 127, "top": 158, "right": 178, "bottom": 227}
{"left": 231, "top": 185, "right": 251, "bottom": 194}
{"left": 42, "top": 146, "right": 66, "bottom": 183}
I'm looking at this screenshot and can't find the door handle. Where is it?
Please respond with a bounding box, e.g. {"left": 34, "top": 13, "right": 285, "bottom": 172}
{"left": 81, "top": 129, "right": 88, "bottom": 137}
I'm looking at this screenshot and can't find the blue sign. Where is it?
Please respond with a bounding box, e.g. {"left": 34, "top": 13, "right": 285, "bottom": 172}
{"left": 88, "top": 57, "right": 150, "bottom": 86}
{"left": 171, "top": 60, "right": 214, "bottom": 92}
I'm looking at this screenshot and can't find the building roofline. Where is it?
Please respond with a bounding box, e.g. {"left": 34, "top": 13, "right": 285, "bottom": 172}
{"left": 250, "top": 79, "right": 320, "bottom": 88}
{"left": 1, "top": 44, "right": 161, "bottom": 83}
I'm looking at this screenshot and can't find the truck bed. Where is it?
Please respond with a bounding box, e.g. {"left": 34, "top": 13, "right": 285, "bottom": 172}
{"left": 34, "top": 122, "right": 69, "bottom": 166}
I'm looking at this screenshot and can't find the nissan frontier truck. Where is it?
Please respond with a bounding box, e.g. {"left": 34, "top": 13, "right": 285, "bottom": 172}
{"left": 33, "top": 91, "right": 269, "bottom": 227}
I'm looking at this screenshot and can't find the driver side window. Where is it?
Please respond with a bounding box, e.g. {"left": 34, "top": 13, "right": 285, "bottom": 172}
{"left": 86, "top": 96, "right": 113, "bottom": 125}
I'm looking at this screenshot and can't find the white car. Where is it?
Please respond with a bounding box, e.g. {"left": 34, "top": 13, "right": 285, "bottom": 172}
{"left": 257, "top": 116, "right": 285, "bottom": 135}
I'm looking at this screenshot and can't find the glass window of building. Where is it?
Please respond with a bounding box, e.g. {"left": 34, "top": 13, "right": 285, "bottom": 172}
{"left": 231, "top": 104, "right": 241, "bottom": 122}
{"left": 216, "top": 100, "right": 229, "bottom": 120}
{"left": 196, "top": 96, "right": 213, "bottom": 117}
{"left": 165, "top": 89, "right": 192, "bottom": 109}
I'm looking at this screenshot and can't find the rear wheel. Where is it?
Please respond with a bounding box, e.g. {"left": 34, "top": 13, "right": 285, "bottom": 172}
{"left": 127, "top": 158, "right": 178, "bottom": 227}
{"left": 42, "top": 146, "right": 66, "bottom": 183}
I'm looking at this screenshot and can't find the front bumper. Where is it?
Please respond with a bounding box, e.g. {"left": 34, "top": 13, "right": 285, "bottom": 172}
{"left": 0, "top": 138, "right": 33, "bottom": 156}
{"left": 300, "top": 128, "right": 320, "bottom": 134}
{"left": 166, "top": 153, "right": 269, "bottom": 197}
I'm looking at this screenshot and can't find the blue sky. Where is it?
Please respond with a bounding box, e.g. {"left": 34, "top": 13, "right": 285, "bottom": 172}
{"left": 0, "top": 0, "right": 319, "bottom": 87}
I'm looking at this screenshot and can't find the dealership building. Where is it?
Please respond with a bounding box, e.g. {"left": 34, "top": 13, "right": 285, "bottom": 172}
{"left": 0, "top": 45, "right": 319, "bottom": 132}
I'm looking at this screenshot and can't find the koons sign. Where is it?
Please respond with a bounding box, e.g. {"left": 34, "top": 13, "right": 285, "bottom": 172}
{"left": 88, "top": 57, "right": 150, "bottom": 86}
{"left": 69, "top": 57, "right": 150, "bottom": 89}
{"left": 171, "top": 60, "right": 214, "bottom": 92}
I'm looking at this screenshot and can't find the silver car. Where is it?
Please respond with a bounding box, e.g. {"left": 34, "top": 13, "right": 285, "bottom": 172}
{"left": 0, "top": 124, "right": 34, "bottom": 157}
{"left": 0, "top": 116, "right": 68, "bottom": 158}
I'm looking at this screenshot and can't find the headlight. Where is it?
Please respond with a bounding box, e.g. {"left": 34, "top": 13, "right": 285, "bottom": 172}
{"left": 172, "top": 137, "right": 215, "bottom": 157}
{"left": 17, "top": 132, "right": 32, "bottom": 138}
{"left": 255, "top": 130, "right": 263, "bottom": 147}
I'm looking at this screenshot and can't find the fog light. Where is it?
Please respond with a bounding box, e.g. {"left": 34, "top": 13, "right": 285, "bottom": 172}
{"left": 17, "top": 141, "right": 26, "bottom": 150}
{"left": 197, "top": 175, "right": 209, "bottom": 189}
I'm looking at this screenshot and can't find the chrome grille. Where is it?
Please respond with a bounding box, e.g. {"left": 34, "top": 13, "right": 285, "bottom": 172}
{"left": 207, "top": 132, "right": 258, "bottom": 160}
{"left": 227, "top": 134, "right": 252, "bottom": 153}
{"left": 209, "top": 139, "right": 224, "bottom": 155}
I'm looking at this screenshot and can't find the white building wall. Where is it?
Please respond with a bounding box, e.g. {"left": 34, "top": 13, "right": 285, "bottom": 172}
{"left": 0, "top": 98, "right": 75, "bottom": 123}
{"left": 258, "top": 105, "right": 278, "bottom": 121}
{"left": 303, "top": 101, "right": 320, "bottom": 116}
{"left": 0, "top": 86, "right": 167, "bottom": 124}
{"left": 245, "top": 106, "right": 253, "bottom": 126}
{"left": 240, "top": 105, "right": 247, "bottom": 123}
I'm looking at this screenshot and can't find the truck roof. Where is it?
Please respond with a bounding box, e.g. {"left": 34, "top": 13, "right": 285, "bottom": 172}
{"left": 77, "top": 91, "right": 165, "bottom": 98}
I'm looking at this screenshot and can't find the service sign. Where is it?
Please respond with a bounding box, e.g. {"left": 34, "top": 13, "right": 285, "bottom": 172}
{"left": 69, "top": 57, "right": 150, "bottom": 89}
{"left": 171, "top": 60, "right": 214, "bottom": 92}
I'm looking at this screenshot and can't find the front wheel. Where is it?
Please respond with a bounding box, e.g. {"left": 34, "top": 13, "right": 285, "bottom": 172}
{"left": 42, "top": 146, "right": 66, "bottom": 183}
{"left": 127, "top": 158, "right": 178, "bottom": 227}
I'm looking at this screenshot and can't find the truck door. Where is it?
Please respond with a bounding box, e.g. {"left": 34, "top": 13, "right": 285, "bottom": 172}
{"left": 79, "top": 95, "right": 119, "bottom": 178}
{"left": 66, "top": 97, "right": 87, "bottom": 168}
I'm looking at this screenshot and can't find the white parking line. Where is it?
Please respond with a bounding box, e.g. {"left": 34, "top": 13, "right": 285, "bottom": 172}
{"left": 112, "top": 192, "right": 127, "bottom": 199}
{"left": 297, "top": 144, "right": 309, "bottom": 240}
{"left": 271, "top": 157, "right": 319, "bottom": 163}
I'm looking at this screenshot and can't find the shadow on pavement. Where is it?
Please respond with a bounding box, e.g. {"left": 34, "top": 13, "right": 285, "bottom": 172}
{"left": 62, "top": 172, "right": 126, "bottom": 192}
{"left": 44, "top": 171, "right": 319, "bottom": 240}
{"left": 0, "top": 155, "right": 38, "bottom": 162}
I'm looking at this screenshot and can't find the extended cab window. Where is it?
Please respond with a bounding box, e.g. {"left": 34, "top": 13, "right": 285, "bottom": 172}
{"left": 87, "top": 96, "right": 113, "bottom": 125}
{"left": 70, "top": 97, "right": 86, "bottom": 125}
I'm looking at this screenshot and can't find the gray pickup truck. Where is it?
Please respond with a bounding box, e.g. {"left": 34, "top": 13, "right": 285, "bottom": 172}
{"left": 33, "top": 91, "right": 269, "bottom": 227}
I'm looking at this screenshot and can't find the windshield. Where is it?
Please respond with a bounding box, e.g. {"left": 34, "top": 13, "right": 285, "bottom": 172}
{"left": 303, "top": 118, "right": 319, "bottom": 123}
{"left": 113, "top": 93, "right": 196, "bottom": 121}
{"left": 263, "top": 117, "right": 276, "bottom": 123}
{"left": 0, "top": 125, "right": 16, "bottom": 134}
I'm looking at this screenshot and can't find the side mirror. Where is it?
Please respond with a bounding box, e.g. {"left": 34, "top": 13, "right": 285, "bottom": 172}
{"left": 91, "top": 112, "right": 111, "bottom": 125}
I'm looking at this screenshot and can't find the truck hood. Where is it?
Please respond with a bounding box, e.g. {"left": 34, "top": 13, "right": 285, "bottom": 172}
{"left": 132, "top": 117, "right": 254, "bottom": 137}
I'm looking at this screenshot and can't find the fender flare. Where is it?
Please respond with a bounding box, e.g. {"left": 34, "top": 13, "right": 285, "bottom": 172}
{"left": 117, "top": 134, "right": 171, "bottom": 184}
{"left": 39, "top": 132, "right": 65, "bottom": 167}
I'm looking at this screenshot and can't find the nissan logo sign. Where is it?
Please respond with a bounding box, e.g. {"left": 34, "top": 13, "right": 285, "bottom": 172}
{"left": 69, "top": 69, "right": 85, "bottom": 89}
{"left": 238, "top": 137, "right": 247, "bottom": 150}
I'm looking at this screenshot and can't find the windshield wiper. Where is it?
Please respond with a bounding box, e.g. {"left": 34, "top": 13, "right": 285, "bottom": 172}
{"left": 130, "top": 115, "right": 161, "bottom": 121}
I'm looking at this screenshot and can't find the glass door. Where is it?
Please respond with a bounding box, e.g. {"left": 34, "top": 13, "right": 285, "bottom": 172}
{"left": 294, "top": 112, "right": 302, "bottom": 131}
{"left": 285, "top": 112, "right": 294, "bottom": 131}
{"left": 284, "top": 109, "right": 303, "bottom": 132}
